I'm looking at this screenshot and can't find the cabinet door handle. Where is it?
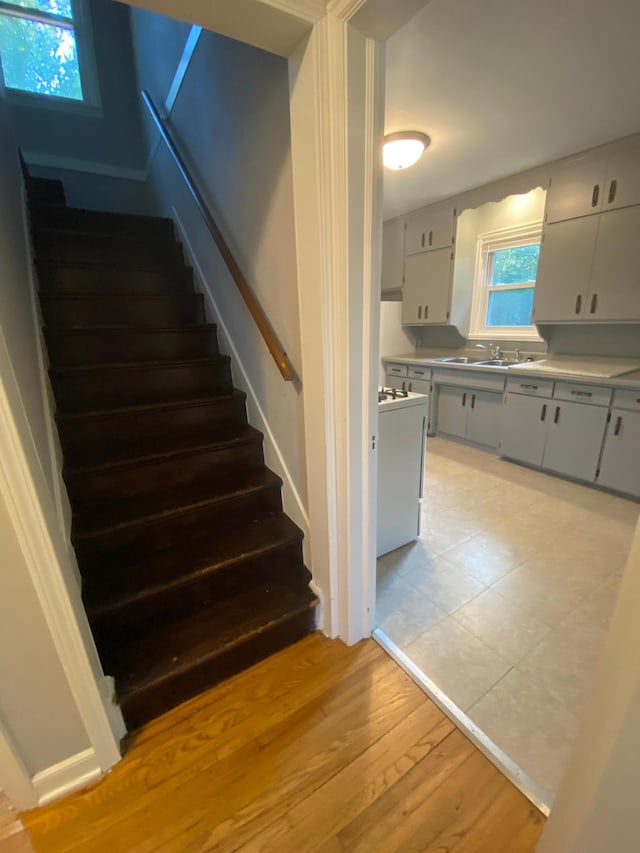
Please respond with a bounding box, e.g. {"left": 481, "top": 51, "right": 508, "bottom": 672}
{"left": 614, "top": 416, "right": 623, "bottom": 436}
{"left": 590, "top": 293, "right": 598, "bottom": 314}
{"left": 553, "top": 406, "right": 561, "bottom": 424}
{"left": 462, "top": 393, "right": 467, "bottom": 407}
{"left": 608, "top": 179, "right": 617, "bottom": 204}
{"left": 408, "top": 382, "right": 412, "bottom": 392}
{"left": 421, "top": 232, "right": 425, "bottom": 248}
{"left": 471, "top": 394, "right": 476, "bottom": 409}
{"left": 540, "top": 404, "right": 547, "bottom": 421}
{"left": 591, "top": 184, "right": 600, "bottom": 207}
{"left": 428, "top": 229, "right": 433, "bottom": 247}
{"left": 418, "top": 306, "right": 422, "bottom": 320}
{"left": 424, "top": 304, "right": 429, "bottom": 319}
{"left": 575, "top": 294, "right": 582, "bottom": 314}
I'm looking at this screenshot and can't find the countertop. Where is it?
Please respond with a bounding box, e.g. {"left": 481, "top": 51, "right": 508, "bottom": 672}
{"left": 382, "top": 351, "right": 640, "bottom": 390}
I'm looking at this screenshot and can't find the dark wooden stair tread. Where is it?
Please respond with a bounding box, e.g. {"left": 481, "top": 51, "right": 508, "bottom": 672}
{"left": 65, "top": 426, "right": 262, "bottom": 478}
{"left": 86, "top": 514, "right": 304, "bottom": 617}
{"left": 39, "top": 292, "right": 201, "bottom": 303}
{"left": 114, "top": 580, "right": 318, "bottom": 697}
{"left": 30, "top": 202, "right": 173, "bottom": 231}
{"left": 46, "top": 323, "right": 217, "bottom": 335}
{"left": 50, "top": 355, "right": 230, "bottom": 381}
{"left": 37, "top": 258, "right": 192, "bottom": 274}
{"left": 56, "top": 388, "right": 242, "bottom": 419}
{"left": 73, "top": 467, "right": 282, "bottom": 539}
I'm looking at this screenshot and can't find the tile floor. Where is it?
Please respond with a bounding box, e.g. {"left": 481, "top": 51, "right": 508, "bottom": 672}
{"left": 376, "top": 436, "right": 639, "bottom": 804}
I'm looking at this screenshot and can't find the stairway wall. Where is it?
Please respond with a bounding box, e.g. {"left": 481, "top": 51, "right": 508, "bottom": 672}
{"left": 131, "top": 14, "right": 310, "bottom": 541}
{"left": 0, "top": 94, "right": 99, "bottom": 783}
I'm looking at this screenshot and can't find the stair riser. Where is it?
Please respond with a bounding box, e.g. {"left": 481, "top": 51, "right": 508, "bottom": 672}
{"left": 90, "top": 549, "right": 307, "bottom": 651}
{"left": 119, "top": 607, "right": 317, "bottom": 730}
{"left": 32, "top": 207, "right": 175, "bottom": 240}
{"left": 65, "top": 441, "right": 264, "bottom": 507}
{"left": 28, "top": 178, "right": 65, "bottom": 205}
{"left": 37, "top": 263, "right": 195, "bottom": 295}
{"left": 52, "top": 360, "right": 232, "bottom": 412}
{"left": 57, "top": 397, "right": 247, "bottom": 465}
{"left": 73, "top": 483, "right": 283, "bottom": 552}
{"left": 35, "top": 233, "right": 184, "bottom": 267}
{"left": 46, "top": 328, "right": 220, "bottom": 367}
{"left": 41, "top": 295, "right": 206, "bottom": 328}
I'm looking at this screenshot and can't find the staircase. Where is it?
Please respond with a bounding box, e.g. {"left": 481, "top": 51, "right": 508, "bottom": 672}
{"left": 27, "top": 176, "right": 318, "bottom": 731}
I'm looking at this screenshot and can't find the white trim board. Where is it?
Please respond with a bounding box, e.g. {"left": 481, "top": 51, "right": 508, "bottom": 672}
{"left": 171, "top": 206, "right": 311, "bottom": 543}
{"left": 0, "top": 717, "right": 37, "bottom": 810}
{"left": 32, "top": 748, "right": 101, "bottom": 806}
{"left": 22, "top": 151, "right": 147, "bottom": 182}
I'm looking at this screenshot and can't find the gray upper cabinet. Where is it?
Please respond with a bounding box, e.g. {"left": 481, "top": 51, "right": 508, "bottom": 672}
{"left": 602, "top": 147, "right": 640, "bottom": 212}
{"left": 545, "top": 159, "right": 607, "bottom": 224}
{"left": 381, "top": 218, "right": 405, "bottom": 296}
{"left": 402, "top": 248, "right": 453, "bottom": 325}
{"left": 533, "top": 216, "right": 599, "bottom": 322}
{"left": 588, "top": 206, "right": 640, "bottom": 320}
{"left": 404, "top": 207, "right": 455, "bottom": 255}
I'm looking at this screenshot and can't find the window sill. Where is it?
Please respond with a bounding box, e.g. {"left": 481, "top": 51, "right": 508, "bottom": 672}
{"left": 5, "top": 88, "right": 102, "bottom": 117}
{"left": 469, "top": 328, "right": 544, "bottom": 342}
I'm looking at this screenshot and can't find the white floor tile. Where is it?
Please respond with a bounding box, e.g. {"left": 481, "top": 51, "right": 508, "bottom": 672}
{"left": 403, "top": 556, "right": 486, "bottom": 614}
{"left": 405, "top": 618, "right": 511, "bottom": 711}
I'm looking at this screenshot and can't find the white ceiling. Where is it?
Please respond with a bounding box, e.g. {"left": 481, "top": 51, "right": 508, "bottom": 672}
{"left": 384, "top": 0, "right": 640, "bottom": 219}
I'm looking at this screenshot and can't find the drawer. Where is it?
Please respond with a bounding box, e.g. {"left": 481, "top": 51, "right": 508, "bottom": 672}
{"left": 408, "top": 365, "right": 431, "bottom": 380}
{"left": 553, "top": 382, "right": 612, "bottom": 407}
{"left": 433, "top": 368, "right": 505, "bottom": 392}
{"left": 385, "top": 362, "right": 408, "bottom": 378}
{"left": 506, "top": 377, "right": 554, "bottom": 397}
{"left": 612, "top": 388, "right": 640, "bottom": 412}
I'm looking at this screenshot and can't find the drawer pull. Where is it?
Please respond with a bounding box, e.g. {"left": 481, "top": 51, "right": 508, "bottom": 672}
{"left": 575, "top": 294, "right": 582, "bottom": 314}
{"left": 554, "top": 406, "right": 561, "bottom": 424}
{"left": 614, "top": 416, "right": 623, "bottom": 436}
{"left": 414, "top": 370, "right": 425, "bottom": 375}
{"left": 570, "top": 390, "right": 593, "bottom": 397}
{"left": 520, "top": 384, "right": 539, "bottom": 391}
{"left": 391, "top": 368, "right": 402, "bottom": 374}
{"left": 462, "top": 393, "right": 467, "bottom": 407}
{"left": 608, "top": 179, "right": 617, "bottom": 204}
{"left": 540, "top": 404, "right": 547, "bottom": 421}
{"left": 591, "top": 184, "right": 600, "bottom": 207}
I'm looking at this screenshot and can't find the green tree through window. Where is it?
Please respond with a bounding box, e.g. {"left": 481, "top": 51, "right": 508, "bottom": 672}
{"left": 0, "top": 0, "right": 83, "bottom": 99}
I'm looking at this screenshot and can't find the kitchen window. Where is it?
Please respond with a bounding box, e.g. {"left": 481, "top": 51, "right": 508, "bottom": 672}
{"left": 470, "top": 223, "right": 543, "bottom": 340}
{"left": 0, "top": 0, "right": 98, "bottom": 107}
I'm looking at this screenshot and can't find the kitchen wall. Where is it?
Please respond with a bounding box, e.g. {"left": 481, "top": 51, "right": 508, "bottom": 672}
{"left": 379, "top": 302, "right": 418, "bottom": 384}
{"left": 11, "top": 0, "right": 151, "bottom": 213}
{"left": 129, "top": 12, "right": 309, "bottom": 537}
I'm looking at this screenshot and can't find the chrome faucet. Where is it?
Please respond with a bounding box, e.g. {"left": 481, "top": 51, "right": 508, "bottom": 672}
{"left": 514, "top": 347, "right": 523, "bottom": 362}
{"left": 474, "top": 343, "right": 502, "bottom": 359}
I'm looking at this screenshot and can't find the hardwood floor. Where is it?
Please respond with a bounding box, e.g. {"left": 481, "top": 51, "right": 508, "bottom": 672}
{"left": 0, "top": 793, "right": 33, "bottom": 853}
{"left": 22, "top": 635, "right": 545, "bottom": 852}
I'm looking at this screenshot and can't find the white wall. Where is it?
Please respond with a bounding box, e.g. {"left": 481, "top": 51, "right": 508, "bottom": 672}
{"left": 130, "top": 15, "right": 309, "bottom": 537}
{"left": 379, "top": 302, "right": 416, "bottom": 384}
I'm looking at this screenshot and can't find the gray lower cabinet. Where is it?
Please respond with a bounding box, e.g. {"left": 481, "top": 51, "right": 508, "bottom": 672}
{"left": 597, "top": 409, "right": 640, "bottom": 497}
{"left": 500, "top": 393, "right": 609, "bottom": 483}
{"left": 437, "top": 385, "right": 501, "bottom": 449}
{"left": 543, "top": 400, "right": 609, "bottom": 482}
{"left": 499, "top": 393, "right": 549, "bottom": 466}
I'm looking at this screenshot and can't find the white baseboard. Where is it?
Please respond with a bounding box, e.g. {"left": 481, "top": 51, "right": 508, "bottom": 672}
{"left": 171, "top": 207, "right": 310, "bottom": 544}
{"left": 32, "top": 748, "right": 102, "bottom": 806}
{"left": 309, "top": 580, "right": 325, "bottom": 632}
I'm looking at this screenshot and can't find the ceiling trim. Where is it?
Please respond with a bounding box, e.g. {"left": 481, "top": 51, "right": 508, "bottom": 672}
{"left": 258, "top": 0, "right": 327, "bottom": 26}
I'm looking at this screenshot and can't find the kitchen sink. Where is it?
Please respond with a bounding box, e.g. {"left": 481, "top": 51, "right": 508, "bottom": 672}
{"left": 433, "top": 356, "right": 487, "bottom": 364}
{"left": 476, "top": 358, "right": 521, "bottom": 367}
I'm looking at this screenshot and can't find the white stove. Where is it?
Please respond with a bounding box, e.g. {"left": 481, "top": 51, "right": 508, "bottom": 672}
{"left": 377, "top": 387, "right": 429, "bottom": 557}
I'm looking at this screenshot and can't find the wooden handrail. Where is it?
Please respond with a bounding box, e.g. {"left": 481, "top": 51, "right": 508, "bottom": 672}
{"left": 141, "top": 90, "right": 297, "bottom": 382}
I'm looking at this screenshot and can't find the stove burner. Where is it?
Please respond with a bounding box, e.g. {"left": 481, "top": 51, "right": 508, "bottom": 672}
{"left": 378, "top": 387, "right": 409, "bottom": 403}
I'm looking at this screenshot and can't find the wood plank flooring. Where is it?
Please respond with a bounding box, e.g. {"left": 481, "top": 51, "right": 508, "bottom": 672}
{"left": 21, "top": 635, "right": 545, "bottom": 852}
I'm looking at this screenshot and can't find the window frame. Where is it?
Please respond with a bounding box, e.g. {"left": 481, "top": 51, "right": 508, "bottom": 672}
{"left": 469, "top": 222, "right": 543, "bottom": 341}
{"left": 0, "top": 0, "right": 100, "bottom": 113}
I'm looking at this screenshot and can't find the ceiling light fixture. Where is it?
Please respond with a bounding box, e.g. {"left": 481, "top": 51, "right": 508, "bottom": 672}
{"left": 383, "top": 131, "right": 431, "bottom": 171}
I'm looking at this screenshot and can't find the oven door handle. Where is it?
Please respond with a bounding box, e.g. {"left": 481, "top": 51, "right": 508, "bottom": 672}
{"left": 418, "top": 415, "right": 428, "bottom": 500}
